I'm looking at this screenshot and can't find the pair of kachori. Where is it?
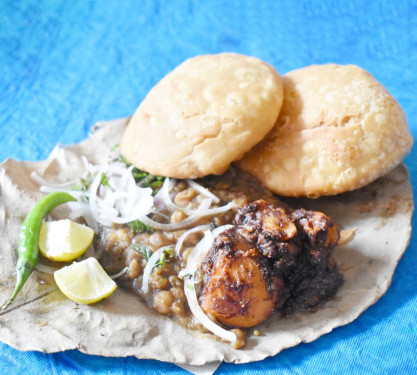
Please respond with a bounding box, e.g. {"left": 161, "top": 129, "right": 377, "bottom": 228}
{"left": 121, "top": 53, "right": 412, "bottom": 197}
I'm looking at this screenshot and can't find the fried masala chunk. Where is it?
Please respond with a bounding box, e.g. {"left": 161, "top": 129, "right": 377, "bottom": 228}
{"left": 200, "top": 200, "right": 343, "bottom": 327}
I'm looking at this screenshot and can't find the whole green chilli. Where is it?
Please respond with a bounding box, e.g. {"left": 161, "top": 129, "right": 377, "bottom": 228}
{"left": 1, "top": 191, "right": 76, "bottom": 310}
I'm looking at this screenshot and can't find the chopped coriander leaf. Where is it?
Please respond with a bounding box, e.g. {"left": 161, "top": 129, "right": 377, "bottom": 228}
{"left": 139, "top": 173, "right": 165, "bottom": 190}
{"left": 128, "top": 220, "right": 155, "bottom": 233}
{"left": 100, "top": 172, "right": 109, "bottom": 186}
{"left": 156, "top": 247, "right": 174, "bottom": 266}
{"left": 70, "top": 174, "right": 94, "bottom": 192}
{"left": 120, "top": 156, "right": 165, "bottom": 193}
{"left": 132, "top": 169, "right": 149, "bottom": 180}
{"left": 132, "top": 244, "right": 152, "bottom": 261}
{"left": 110, "top": 143, "right": 119, "bottom": 151}
{"left": 120, "top": 155, "right": 131, "bottom": 165}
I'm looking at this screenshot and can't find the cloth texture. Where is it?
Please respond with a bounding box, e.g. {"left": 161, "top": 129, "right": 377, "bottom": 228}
{"left": 0, "top": 0, "right": 416, "bottom": 374}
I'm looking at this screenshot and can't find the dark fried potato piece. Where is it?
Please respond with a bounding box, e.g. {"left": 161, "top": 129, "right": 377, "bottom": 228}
{"left": 291, "top": 208, "right": 339, "bottom": 254}
{"left": 200, "top": 227, "right": 282, "bottom": 327}
{"left": 235, "top": 199, "right": 300, "bottom": 270}
{"left": 200, "top": 200, "right": 343, "bottom": 325}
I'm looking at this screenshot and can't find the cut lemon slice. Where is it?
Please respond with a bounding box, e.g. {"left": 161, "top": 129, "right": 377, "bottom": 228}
{"left": 39, "top": 219, "right": 94, "bottom": 262}
{"left": 54, "top": 257, "right": 117, "bottom": 304}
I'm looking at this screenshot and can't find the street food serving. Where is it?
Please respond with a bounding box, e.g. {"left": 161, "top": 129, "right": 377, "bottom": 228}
{"left": 97, "top": 167, "right": 342, "bottom": 348}
{"left": 0, "top": 53, "right": 413, "bottom": 363}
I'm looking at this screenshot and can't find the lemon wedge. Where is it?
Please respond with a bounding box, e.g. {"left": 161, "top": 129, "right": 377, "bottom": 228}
{"left": 54, "top": 257, "right": 117, "bottom": 304}
{"left": 39, "top": 219, "right": 94, "bottom": 262}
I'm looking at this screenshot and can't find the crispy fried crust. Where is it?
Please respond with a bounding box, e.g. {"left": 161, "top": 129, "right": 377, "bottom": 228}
{"left": 239, "top": 64, "right": 413, "bottom": 197}
{"left": 200, "top": 227, "right": 281, "bottom": 327}
{"left": 120, "top": 53, "right": 283, "bottom": 179}
{"left": 200, "top": 200, "right": 343, "bottom": 327}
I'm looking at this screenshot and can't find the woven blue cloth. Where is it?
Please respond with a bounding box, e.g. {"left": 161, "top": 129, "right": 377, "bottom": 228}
{"left": 1, "top": 1, "right": 416, "bottom": 374}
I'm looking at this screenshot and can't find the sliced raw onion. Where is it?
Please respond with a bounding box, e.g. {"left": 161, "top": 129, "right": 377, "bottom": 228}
{"left": 34, "top": 158, "right": 234, "bottom": 234}
{"left": 180, "top": 223, "right": 238, "bottom": 343}
{"left": 174, "top": 224, "right": 212, "bottom": 257}
{"left": 88, "top": 167, "right": 106, "bottom": 223}
{"left": 82, "top": 156, "right": 102, "bottom": 175}
{"left": 186, "top": 179, "right": 220, "bottom": 204}
{"left": 81, "top": 243, "right": 97, "bottom": 260}
{"left": 177, "top": 225, "right": 233, "bottom": 277}
{"left": 67, "top": 202, "right": 99, "bottom": 233}
{"left": 87, "top": 164, "right": 154, "bottom": 226}
{"left": 159, "top": 177, "right": 176, "bottom": 209}
{"left": 31, "top": 171, "right": 82, "bottom": 189}
{"left": 107, "top": 195, "right": 154, "bottom": 224}
{"left": 141, "top": 245, "right": 175, "bottom": 294}
{"left": 38, "top": 186, "right": 87, "bottom": 198}
{"left": 195, "top": 201, "right": 236, "bottom": 216}
{"left": 110, "top": 267, "right": 128, "bottom": 279}
{"left": 184, "top": 274, "right": 236, "bottom": 343}
{"left": 178, "top": 230, "right": 213, "bottom": 278}
{"left": 93, "top": 242, "right": 105, "bottom": 261}
{"left": 159, "top": 178, "right": 223, "bottom": 216}
{"left": 158, "top": 177, "right": 206, "bottom": 216}
{"left": 139, "top": 212, "right": 204, "bottom": 231}
{"left": 35, "top": 263, "right": 60, "bottom": 275}
{"left": 35, "top": 243, "right": 100, "bottom": 275}
{"left": 211, "top": 224, "right": 234, "bottom": 238}
{"left": 139, "top": 201, "right": 235, "bottom": 231}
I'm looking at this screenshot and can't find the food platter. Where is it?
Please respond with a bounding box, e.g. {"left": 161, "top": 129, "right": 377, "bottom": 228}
{"left": 0, "top": 118, "right": 412, "bottom": 365}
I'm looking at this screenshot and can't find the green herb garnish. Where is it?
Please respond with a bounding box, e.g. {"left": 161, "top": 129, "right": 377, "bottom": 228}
{"left": 100, "top": 172, "right": 109, "bottom": 186}
{"left": 127, "top": 220, "right": 155, "bottom": 233}
{"left": 80, "top": 195, "right": 89, "bottom": 203}
{"left": 120, "top": 156, "right": 165, "bottom": 193}
{"left": 70, "top": 174, "right": 94, "bottom": 192}
{"left": 69, "top": 174, "right": 94, "bottom": 202}
{"left": 156, "top": 247, "right": 174, "bottom": 266}
{"left": 132, "top": 244, "right": 152, "bottom": 261}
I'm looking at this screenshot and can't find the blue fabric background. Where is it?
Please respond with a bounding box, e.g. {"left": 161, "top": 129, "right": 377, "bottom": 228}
{"left": 1, "top": 0, "right": 416, "bottom": 374}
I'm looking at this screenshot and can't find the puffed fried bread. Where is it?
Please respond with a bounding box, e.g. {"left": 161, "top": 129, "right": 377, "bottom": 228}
{"left": 239, "top": 64, "right": 413, "bottom": 197}
{"left": 121, "top": 53, "right": 284, "bottom": 179}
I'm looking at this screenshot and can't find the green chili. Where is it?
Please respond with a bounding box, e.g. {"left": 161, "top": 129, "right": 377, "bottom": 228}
{"left": 1, "top": 191, "right": 76, "bottom": 310}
